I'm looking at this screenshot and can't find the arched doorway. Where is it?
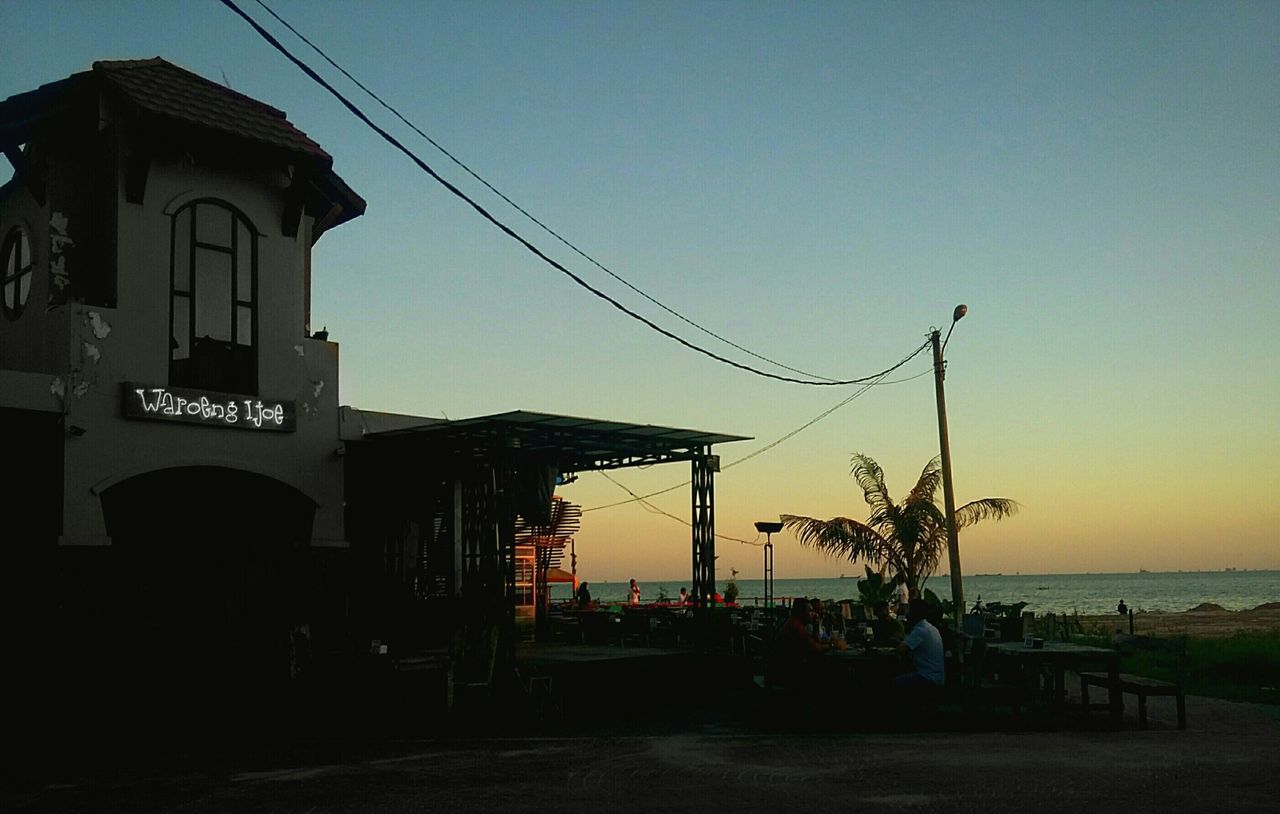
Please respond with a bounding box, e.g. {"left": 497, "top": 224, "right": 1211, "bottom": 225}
{"left": 98, "top": 466, "right": 316, "bottom": 705}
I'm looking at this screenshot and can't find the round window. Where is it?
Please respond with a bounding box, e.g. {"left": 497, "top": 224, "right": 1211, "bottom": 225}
{"left": 2, "top": 227, "right": 34, "bottom": 320}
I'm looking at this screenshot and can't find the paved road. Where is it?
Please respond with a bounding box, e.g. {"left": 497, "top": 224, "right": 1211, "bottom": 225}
{"left": 7, "top": 693, "right": 1277, "bottom": 813}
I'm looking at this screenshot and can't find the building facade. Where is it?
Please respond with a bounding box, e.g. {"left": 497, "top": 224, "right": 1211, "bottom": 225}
{"left": 1, "top": 59, "right": 365, "bottom": 707}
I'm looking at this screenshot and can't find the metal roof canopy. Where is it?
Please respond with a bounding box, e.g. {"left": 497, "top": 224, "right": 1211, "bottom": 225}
{"left": 359, "top": 410, "right": 748, "bottom": 650}
{"left": 364, "top": 410, "right": 750, "bottom": 473}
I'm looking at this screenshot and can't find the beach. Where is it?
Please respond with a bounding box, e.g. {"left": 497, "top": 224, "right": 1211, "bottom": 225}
{"left": 1075, "top": 604, "right": 1280, "bottom": 638}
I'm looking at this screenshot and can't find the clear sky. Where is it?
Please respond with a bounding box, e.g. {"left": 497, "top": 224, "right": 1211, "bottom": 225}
{"left": 4, "top": 1, "right": 1277, "bottom": 580}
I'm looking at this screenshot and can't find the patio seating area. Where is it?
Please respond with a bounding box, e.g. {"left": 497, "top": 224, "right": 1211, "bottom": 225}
{"left": 364, "top": 601, "right": 1204, "bottom": 737}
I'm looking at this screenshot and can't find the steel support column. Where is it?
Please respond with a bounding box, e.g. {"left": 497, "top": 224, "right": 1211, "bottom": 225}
{"left": 763, "top": 540, "right": 774, "bottom": 607}
{"left": 496, "top": 465, "right": 517, "bottom": 636}
{"left": 690, "top": 448, "right": 716, "bottom": 604}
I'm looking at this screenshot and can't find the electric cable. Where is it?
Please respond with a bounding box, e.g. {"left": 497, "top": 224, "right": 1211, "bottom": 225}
{"left": 219, "top": 0, "right": 927, "bottom": 387}
{"left": 251, "top": 0, "right": 839, "bottom": 383}
{"left": 583, "top": 340, "right": 929, "bottom": 513}
{"left": 599, "top": 472, "right": 762, "bottom": 546}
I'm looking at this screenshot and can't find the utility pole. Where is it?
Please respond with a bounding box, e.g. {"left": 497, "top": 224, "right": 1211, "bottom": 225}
{"left": 931, "top": 305, "right": 967, "bottom": 627}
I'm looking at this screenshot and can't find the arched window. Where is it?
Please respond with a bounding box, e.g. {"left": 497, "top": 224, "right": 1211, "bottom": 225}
{"left": 169, "top": 200, "right": 257, "bottom": 394}
{"left": 2, "top": 226, "right": 33, "bottom": 321}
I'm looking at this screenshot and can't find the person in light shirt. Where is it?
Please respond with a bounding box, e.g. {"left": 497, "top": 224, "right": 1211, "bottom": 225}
{"left": 894, "top": 574, "right": 910, "bottom": 615}
{"left": 893, "top": 598, "right": 945, "bottom": 689}
{"left": 628, "top": 578, "right": 641, "bottom": 606}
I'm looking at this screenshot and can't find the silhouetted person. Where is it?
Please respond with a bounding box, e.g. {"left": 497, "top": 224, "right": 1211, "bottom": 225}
{"left": 872, "top": 600, "right": 905, "bottom": 644}
{"left": 893, "top": 598, "right": 945, "bottom": 690}
{"left": 810, "top": 598, "right": 831, "bottom": 642}
{"left": 769, "top": 597, "right": 829, "bottom": 689}
{"left": 576, "top": 581, "right": 592, "bottom": 609}
{"left": 1117, "top": 599, "right": 1128, "bottom": 616}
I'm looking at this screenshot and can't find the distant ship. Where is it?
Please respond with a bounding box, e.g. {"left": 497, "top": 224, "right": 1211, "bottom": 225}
{"left": 1139, "top": 568, "right": 1150, "bottom": 573}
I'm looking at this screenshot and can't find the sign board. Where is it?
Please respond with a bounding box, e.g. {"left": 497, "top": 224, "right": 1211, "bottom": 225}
{"left": 123, "top": 382, "right": 296, "bottom": 432}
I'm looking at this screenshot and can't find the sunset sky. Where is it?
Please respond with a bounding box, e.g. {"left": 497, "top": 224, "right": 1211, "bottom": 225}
{"left": 5, "top": 1, "right": 1277, "bottom": 581}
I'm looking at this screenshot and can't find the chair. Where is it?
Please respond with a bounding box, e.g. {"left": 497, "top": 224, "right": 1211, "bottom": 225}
{"left": 391, "top": 647, "right": 451, "bottom": 719}
{"left": 453, "top": 629, "right": 500, "bottom": 711}
{"left": 619, "top": 612, "right": 653, "bottom": 647}
{"left": 514, "top": 666, "right": 557, "bottom": 718}
{"left": 551, "top": 616, "right": 582, "bottom": 644}
{"left": 961, "top": 614, "right": 986, "bottom": 640}
{"left": 579, "top": 612, "right": 615, "bottom": 645}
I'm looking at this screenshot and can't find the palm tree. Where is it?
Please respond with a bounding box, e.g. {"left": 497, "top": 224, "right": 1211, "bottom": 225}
{"left": 781, "top": 453, "right": 1019, "bottom": 591}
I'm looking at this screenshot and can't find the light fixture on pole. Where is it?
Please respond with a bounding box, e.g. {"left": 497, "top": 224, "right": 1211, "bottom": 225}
{"left": 931, "top": 304, "right": 967, "bottom": 627}
{"left": 754, "top": 520, "right": 783, "bottom": 607}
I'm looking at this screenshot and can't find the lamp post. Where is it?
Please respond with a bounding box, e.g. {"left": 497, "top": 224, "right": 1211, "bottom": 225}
{"left": 931, "top": 304, "right": 967, "bottom": 628}
{"left": 754, "top": 520, "right": 783, "bottom": 607}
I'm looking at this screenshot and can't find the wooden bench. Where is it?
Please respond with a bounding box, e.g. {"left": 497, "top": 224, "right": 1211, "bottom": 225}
{"left": 1080, "top": 634, "right": 1187, "bottom": 729}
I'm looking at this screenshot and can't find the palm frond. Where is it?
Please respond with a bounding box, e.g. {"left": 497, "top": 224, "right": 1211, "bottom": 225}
{"left": 850, "top": 453, "right": 893, "bottom": 515}
{"left": 954, "top": 498, "right": 1021, "bottom": 529}
{"left": 781, "top": 513, "right": 888, "bottom": 564}
{"left": 905, "top": 456, "right": 942, "bottom": 505}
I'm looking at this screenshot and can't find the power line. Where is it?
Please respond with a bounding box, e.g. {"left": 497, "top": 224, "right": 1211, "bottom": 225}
{"left": 219, "top": 0, "right": 924, "bottom": 387}
{"left": 584, "top": 340, "right": 930, "bottom": 513}
{"left": 599, "top": 472, "right": 762, "bottom": 546}
{"left": 251, "top": 0, "right": 839, "bottom": 383}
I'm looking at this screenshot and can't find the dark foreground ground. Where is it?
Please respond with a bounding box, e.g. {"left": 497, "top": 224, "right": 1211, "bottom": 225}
{"left": 6, "top": 682, "right": 1278, "bottom": 814}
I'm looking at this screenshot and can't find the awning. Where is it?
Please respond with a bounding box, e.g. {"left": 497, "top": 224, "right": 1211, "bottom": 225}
{"left": 545, "top": 567, "right": 576, "bottom": 584}
{"left": 362, "top": 409, "right": 750, "bottom": 473}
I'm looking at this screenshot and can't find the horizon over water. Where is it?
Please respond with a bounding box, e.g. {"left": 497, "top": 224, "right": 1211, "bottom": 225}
{"left": 554, "top": 570, "right": 1280, "bottom": 615}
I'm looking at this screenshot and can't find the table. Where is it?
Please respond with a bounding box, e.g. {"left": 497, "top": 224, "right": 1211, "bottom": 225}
{"left": 819, "top": 645, "right": 905, "bottom": 691}
{"left": 986, "top": 641, "right": 1121, "bottom": 727}
{"left": 555, "top": 609, "right": 621, "bottom": 644}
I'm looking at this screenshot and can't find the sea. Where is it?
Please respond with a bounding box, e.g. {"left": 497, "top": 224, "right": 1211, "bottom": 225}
{"left": 551, "top": 570, "right": 1280, "bottom": 615}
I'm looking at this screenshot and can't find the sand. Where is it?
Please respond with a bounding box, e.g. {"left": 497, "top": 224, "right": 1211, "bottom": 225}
{"left": 1072, "top": 605, "right": 1280, "bottom": 638}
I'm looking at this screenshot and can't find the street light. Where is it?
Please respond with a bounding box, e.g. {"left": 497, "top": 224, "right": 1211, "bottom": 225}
{"left": 754, "top": 520, "right": 783, "bottom": 607}
{"left": 931, "top": 304, "right": 967, "bottom": 627}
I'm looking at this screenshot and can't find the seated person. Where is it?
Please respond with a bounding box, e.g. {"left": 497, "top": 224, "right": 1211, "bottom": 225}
{"left": 810, "top": 598, "right": 832, "bottom": 642}
{"left": 768, "top": 597, "right": 830, "bottom": 688}
{"left": 871, "top": 600, "right": 905, "bottom": 644}
{"left": 893, "top": 598, "right": 946, "bottom": 690}
{"left": 575, "top": 581, "right": 592, "bottom": 609}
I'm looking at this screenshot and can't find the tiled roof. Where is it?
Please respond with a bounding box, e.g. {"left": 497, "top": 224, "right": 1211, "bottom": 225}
{"left": 93, "top": 58, "right": 332, "bottom": 163}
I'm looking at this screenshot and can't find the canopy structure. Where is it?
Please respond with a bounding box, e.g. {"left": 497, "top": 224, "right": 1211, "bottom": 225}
{"left": 343, "top": 409, "right": 748, "bottom": 653}
{"left": 365, "top": 410, "right": 747, "bottom": 473}
{"left": 544, "top": 567, "right": 576, "bottom": 585}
